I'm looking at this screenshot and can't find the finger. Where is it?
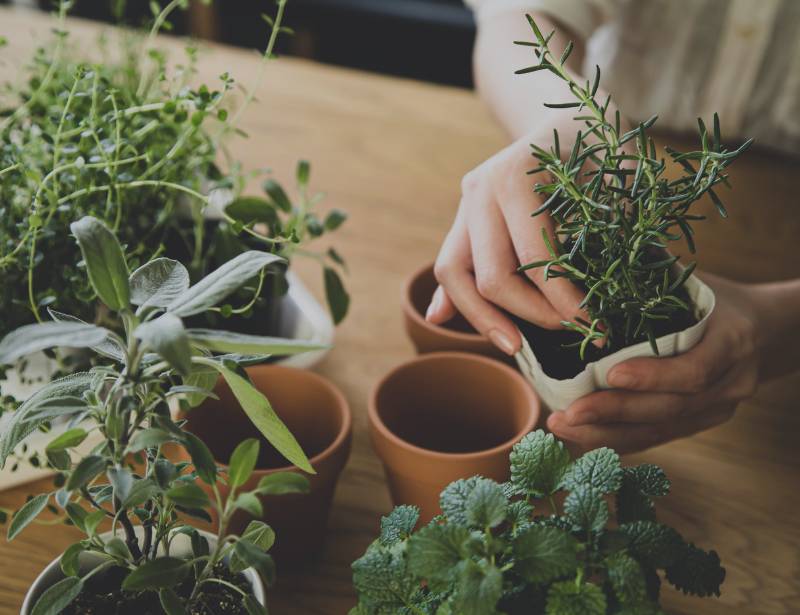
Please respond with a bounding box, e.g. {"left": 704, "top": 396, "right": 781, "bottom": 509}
{"left": 606, "top": 318, "right": 732, "bottom": 393}
{"left": 548, "top": 404, "right": 734, "bottom": 454}
{"left": 465, "top": 190, "right": 562, "bottom": 329}
{"left": 425, "top": 284, "right": 458, "bottom": 325}
{"left": 566, "top": 359, "right": 752, "bottom": 426}
{"left": 433, "top": 212, "right": 521, "bottom": 355}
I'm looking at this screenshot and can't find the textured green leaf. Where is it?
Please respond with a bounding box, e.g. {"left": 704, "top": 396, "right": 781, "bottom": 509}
{"left": 129, "top": 258, "right": 190, "bottom": 308}
{"left": 122, "top": 557, "right": 189, "bottom": 590}
{"left": 197, "top": 359, "right": 313, "bottom": 473}
{"left": 561, "top": 447, "right": 622, "bottom": 494}
{"left": 606, "top": 552, "right": 648, "bottom": 604}
{"left": 465, "top": 478, "right": 507, "bottom": 529}
{"left": 228, "top": 438, "right": 260, "bottom": 489}
{"left": 545, "top": 581, "right": 606, "bottom": 615}
{"left": 168, "top": 250, "right": 283, "bottom": 317}
{"left": 183, "top": 432, "right": 218, "bottom": 485}
{"left": 407, "top": 524, "right": 470, "bottom": 582}
{"left": 510, "top": 431, "right": 572, "bottom": 498}
{"left": 126, "top": 428, "right": 175, "bottom": 453}
{"left": 255, "top": 472, "right": 310, "bottom": 496}
{"left": 104, "top": 536, "right": 133, "bottom": 561}
{"left": 122, "top": 478, "right": 159, "bottom": 508}
{"left": 0, "top": 322, "right": 108, "bottom": 365}
{"left": 352, "top": 542, "right": 418, "bottom": 612}
{"left": 66, "top": 455, "right": 106, "bottom": 492}
{"left": 135, "top": 313, "right": 192, "bottom": 376}
{"left": 624, "top": 465, "right": 671, "bottom": 497}
{"left": 60, "top": 542, "right": 85, "bottom": 577}
{"left": 619, "top": 521, "right": 684, "bottom": 568}
{"left": 564, "top": 484, "right": 609, "bottom": 533}
{"left": 379, "top": 505, "right": 420, "bottom": 546}
{"left": 70, "top": 216, "right": 130, "bottom": 311}
{"left": 30, "top": 576, "right": 83, "bottom": 615}
{"left": 454, "top": 561, "right": 502, "bottom": 615}
{"left": 187, "top": 329, "right": 325, "bottom": 356}
{"left": 166, "top": 483, "right": 210, "bottom": 509}
{"left": 440, "top": 477, "right": 481, "bottom": 527}
{"left": 234, "top": 492, "right": 263, "bottom": 517}
{"left": 665, "top": 543, "right": 725, "bottom": 597}
{"left": 47, "top": 309, "right": 125, "bottom": 361}
{"left": 513, "top": 525, "right": 579, "bottom": 583}
{"left": 46, "top": 428, "right": 88, "bottom": 452}
{"left": 8, "top": 494, "right": 50, "bottom": 540}
{"left": 234, "top": 539, "right": 276, "bottom": 585}
{"left": 231, "top": 521, "right": 276, "bottom": 573}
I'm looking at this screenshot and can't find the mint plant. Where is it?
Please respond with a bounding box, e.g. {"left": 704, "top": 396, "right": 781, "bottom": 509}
{"left": 515, "top": 16, "right": 751, "bottom": 358}
{"left": 1, "top": 216, "right": 321, "bottom": 614}
{"left": 0, "top": 0, "right": 349, "bottom": 373}
{"left": 351, "top": 430, "right": 725, "bottom": 615}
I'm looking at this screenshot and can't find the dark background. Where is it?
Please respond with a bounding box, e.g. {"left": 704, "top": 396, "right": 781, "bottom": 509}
{"left": 5, "top": 0, "right": 477, "bottom": 88}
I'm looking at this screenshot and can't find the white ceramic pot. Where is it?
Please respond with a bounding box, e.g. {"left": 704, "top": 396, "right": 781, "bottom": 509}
{"left": 515, "top": 275, "right": 716, "bottom": 412}
{"left": 20, "top": 527, "right": 265, "bottom": 614}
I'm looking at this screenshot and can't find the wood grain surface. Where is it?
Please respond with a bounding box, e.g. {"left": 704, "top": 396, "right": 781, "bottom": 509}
{"left": 0, "top": 8, "right": 798, "bottom": 614}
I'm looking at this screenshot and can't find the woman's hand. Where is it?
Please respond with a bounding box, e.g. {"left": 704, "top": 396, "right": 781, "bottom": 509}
{"left": 426, "top": 129, "right": 590, "bottom": 355}
{"left": 548, "top": 274, "right": 762, "bottom": 453}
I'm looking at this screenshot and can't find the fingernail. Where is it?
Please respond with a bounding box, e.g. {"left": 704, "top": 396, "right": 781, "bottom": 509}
{"left": 425, "top": 289, "right": 442, "bottom": 322}
{"left": 609, "top": 369, "right": 636, "bottom": 389}
{"left": 488, "top": 329, "right": 516, "bottom": 355}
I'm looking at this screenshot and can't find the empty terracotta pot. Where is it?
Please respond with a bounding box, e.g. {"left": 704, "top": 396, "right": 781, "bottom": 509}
{"left": 369, "top": 352, "right": 540, "bottom": 523}
{"left": 180, "top": 365, "right": 352, "bottom": 567}
{"left": 403, "top": 262, "right": 508, "bottom": 361}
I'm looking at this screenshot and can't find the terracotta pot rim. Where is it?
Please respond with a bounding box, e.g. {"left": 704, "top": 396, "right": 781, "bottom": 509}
{"left": 402, "top": 262, "right": 487, "bottom": 343}
{"left": 369, "top": 351, "right": 539, "bottom": 461}
{"left": 208, "top": 364, "right": 352, "bottom": 474}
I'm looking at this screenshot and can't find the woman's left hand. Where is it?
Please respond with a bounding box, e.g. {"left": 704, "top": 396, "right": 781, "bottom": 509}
{"left": 548, "top": 273, "right": 762, "bottom": 453}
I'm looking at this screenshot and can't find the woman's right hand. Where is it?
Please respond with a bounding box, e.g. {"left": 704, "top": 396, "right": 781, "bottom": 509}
{"left": 426, "top": 129, "right": 591, "bottom": 356}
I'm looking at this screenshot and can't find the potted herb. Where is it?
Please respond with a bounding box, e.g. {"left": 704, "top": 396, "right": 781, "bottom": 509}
{"left": 351, "top": 430, "right": 725, "bottom": 614}
{"left": 0, "top": 0, "right": 348, "bottom": 486}
{"left": 1, "top": 216, "right": 322, "bottom": 613}
{"left": 510, "top": 17, "right": 752, "bottom": 411}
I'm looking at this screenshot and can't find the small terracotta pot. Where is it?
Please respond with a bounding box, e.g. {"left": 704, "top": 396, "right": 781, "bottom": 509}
{"left": 369, "top": 352, "right": 540, "bottom": 523}
{"left": 403, "top": 263, "right": 508, "bottom": 361}
{"left": 181, "top": 365, "right": 352, "bottom": 567}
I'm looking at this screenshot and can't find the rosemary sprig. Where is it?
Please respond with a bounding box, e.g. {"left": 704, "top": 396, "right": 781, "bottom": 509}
{"left": 515, "top": 15, "right": 752, "bottom": 357}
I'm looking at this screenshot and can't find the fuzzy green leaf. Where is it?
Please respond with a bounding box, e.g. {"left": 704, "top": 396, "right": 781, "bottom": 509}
{"left": 66, "top": 455, "right": 106, "bottom": 492}
{"left": 0, "top": 322, "right": 108, "bottom": 365}
{"left": 183, "top": 432, "right": 218, "bottom": 485}
{"left": 234, "top": 539, "right": 276, "bottom": 585}
{"left": 606, "top": 552, "right": 648, "bottom": 605}
{"left": 561, "top": 447, "right": 622, "bottom": 494}
{"left": 255, "top": 472, "right": 310, "bottom": 496}
{"left": 407, "top": 523, "right": 470, "bottom": 582}
{"left": 228, "top": 438, "right": 260, "bottom": 489}
{"left": 70, "top": 216, "right": 130, "bottom": 311}
{"left": 564, "top": 484, "right": 609, "bottom": 533}
{"left": 46, "top": 428, "right": 88, "bottom": 452}
{"left": 166, "top": 483, "right": 210, "bottom": 510}
{"left": 8, "top": 494, "right": 50, "bottom": 540}
{"left": 454, "top": 561, "right": 503, "bottom": 615}
{"left": 186, "top": 329, "right": 325, "bottom": 356}
{"left": 122, "top": 557, "right": 189, "bottom": 590}
{"left": 440, "top": 477, "right": 482, "bottom": 527}
{"left": 135, "top": 313, "right": 192, "bottom": 376}
{"left": 380, "top": 505, "right": 420, "bottom": 547}
{"left": 30, "top": 576, "right": 84, "bottom": 615}
{"left": 546, "top": 581, "right": 606, "bottom": 615}
{"left": 129, "top": 258, "right": 190, "bottom": 308}
{"left": 513, "top": 525, "right": 579, "bottom": 583}
{"left": 510, "top": 431, "right": 572, "bottom": 498}
{"left": 619, "top": 521, "right": 684, "bottom": 569}
{"left": 465, "top": 478, "right": 508, "bottom": 529}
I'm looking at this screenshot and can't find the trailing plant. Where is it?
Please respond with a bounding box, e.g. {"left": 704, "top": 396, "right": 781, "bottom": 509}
{"left": 514, "top": 16, "right": 752, "bottom": 358}
{"left": 0, "top": 0, "right": 349, "bottom": 368}
{"left": 351, "top": 430, "right": 725, "bottom": 615}
{"left": 0, "top": 216, "right": 322, "bottom": 614}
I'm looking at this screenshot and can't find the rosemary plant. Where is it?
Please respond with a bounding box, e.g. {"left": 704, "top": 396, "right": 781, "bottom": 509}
{"left": 1, "top": 216, "right": 320, "bottom": 614}
{"left": 515, "top": 16, "right": 752, "bottom": 358}
{"left": 0, "top": 0, "right": 348, "bottom": 369}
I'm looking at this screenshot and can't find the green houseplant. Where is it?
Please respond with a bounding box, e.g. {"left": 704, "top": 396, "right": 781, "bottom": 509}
{"left": 1, "top": 216, "right": 321, "bottom": 614}
{"left": 509, "top": 16, "right": 751, "bottom": 410}
{"left": 0, "top": 0, "right": 349, "bottom": 392}
{"left": 351, "top": 430, "right": 725, "bottom": 615}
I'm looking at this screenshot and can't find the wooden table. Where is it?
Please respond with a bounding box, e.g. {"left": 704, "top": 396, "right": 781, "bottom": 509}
{"left": 1, "top": 8, "right": 799, "bottom": 614}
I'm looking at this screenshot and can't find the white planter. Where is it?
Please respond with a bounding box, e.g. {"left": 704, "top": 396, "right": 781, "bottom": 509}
{"left": 515, "top": 275, "right": 716, "bottom": 412}
{"left": 0, "top": 271, "right": 332, "bottom": 492}
{"left": 20, "top": 528, "right": 265, "bottom": 614}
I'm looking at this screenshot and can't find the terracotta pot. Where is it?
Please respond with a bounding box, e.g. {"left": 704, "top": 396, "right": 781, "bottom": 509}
{"left": 21, "top": 528, "right": 264, "bottom": 614}
{"left": 181, "top": 365, "right": 352, "bottom": 567}
{"left": 369, "top": 352, "right": 540, "bottom": 523}
{"left": 403, "top": 263, "right": 508, "bottom": 362}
